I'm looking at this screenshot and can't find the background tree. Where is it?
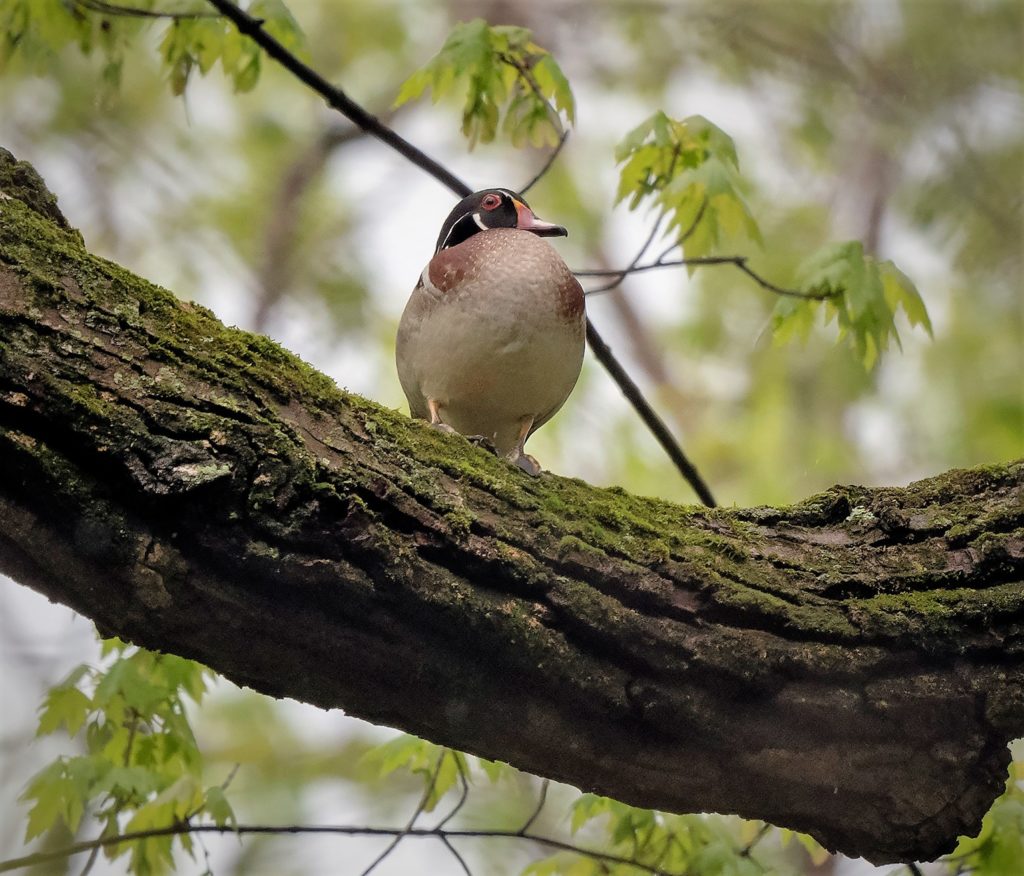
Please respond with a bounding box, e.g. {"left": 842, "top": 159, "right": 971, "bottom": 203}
{"left": 0, "top": 0, "right": 1021, "bottom": 874}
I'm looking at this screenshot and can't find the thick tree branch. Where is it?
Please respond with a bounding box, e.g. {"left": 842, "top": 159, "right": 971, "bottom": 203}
{"left": 0, "top": 159, "right": 1022, "bottom": 865}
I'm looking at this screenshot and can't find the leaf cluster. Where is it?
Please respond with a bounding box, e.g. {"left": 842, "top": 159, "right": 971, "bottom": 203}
{"left": 394, "top": 18, "right": 575, "bottom": 148}
{"left": 615, "top": 111, "right": 761, "bottom": 261}
{"left": 0, "top": 0, "right": 305, "bottom": 96}
{"left": 614, "top": 111, "right": 932, "bottom": 368}
{"left": 531, "top": 794, "right": 772, "bottom": 876}
{"left": 775, "top": 242, "right": 933, "bottom": 368}
{"left": 360, "top": 732, "right": 508, "bottom": 812}
{"left": 161, "top": 0, "right": 304, "bottom": 95}
{"left": 20, "top": 638, "right": 234, "bottom": 876}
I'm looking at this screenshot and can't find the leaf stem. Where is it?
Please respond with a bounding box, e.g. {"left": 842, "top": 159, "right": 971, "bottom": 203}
{"left": 579, "top": 255, "right": 837, "bottom": 301}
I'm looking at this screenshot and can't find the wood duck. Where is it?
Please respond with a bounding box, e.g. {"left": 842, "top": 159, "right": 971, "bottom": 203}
{"left": 396, "top": 188, "right": 586, "bottom": 476}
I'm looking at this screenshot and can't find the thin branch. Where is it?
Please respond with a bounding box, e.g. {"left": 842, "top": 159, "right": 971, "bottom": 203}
{"left": 219, "top": 763, "right": 240, "bottom": 793}
{"left": 585, "top": 320, "right": 716, "bottom": 508}
{"left": 439, "top": 835, "right": 473, "bottom": 876}
{"left": 584, "top": 214, "right": 667, "bottom": 295}
{"left": 741, "top": 823, "right": 771, "bottom": 856}
{"left": 579, "top": 255, "right": 837, "bottom": 301}
{"left": 194, "top": 0, "right": 709, "bottom": 496}
{"left": 497, "top": 52, "right": 564, "bottom": 132}
{"left": 0, "top": 822, "right": 691, "bottom": 876}
{"left": 75, "top": 845, "right": 100, "bottom": 876}
{"left": 519, "top": 131, "right": 569, "bottom": 195}
{"left": 359, "top": 754, "right": 446, "bottom": 876}
{"left": 656, "top": 196, "right": 708, "bottom": 261}
{"left": 517, "top": 779, "right": 549, "bottom": 835}
{"left": 71, "top": 0, "right": 218, "bottom": 19}
{"left": 494, "top": 51, "right": 568, "bottom": 197}
{"left": 434, "top": 755, "right": 470, "bottom": 831}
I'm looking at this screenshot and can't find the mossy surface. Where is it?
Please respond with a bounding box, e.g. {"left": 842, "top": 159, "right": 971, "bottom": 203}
{"left": 2, "top": 194, "right": 1021, "bottom": 651}
{"left": 2, "top": 154, "right": 1023, "bottom": 865}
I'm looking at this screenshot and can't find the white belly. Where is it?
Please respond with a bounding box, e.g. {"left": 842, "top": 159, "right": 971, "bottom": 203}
{"left": 413, "top": 304, "right": 582, "bottom": 452}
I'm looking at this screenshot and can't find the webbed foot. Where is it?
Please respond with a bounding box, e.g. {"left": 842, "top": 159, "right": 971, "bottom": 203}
{"left": 508, "top": 451, "right": 542, "bottom": 477}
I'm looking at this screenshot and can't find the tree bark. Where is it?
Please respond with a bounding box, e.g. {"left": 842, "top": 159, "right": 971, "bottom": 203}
{"left": 0, "top": 150, "right": 1021, "bottom": 865}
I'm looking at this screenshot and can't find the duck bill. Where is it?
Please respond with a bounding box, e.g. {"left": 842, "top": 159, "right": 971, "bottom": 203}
{"left": 514, "top": 200, "right": 568, "bottom": 237}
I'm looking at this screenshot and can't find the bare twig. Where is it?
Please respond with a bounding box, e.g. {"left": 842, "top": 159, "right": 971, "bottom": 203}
{"left": 516, "top": 779, "right": 549, "bottom": 835}
{"left": 580, "top": 207, "right": 716, "bottom": 507}
{"left": 741, "top": 823, "right": 771, "bottom": 856}
{"left": 584, "top": 213, "right": 667, "bottom": 295}
{"left": 579, "top": 255, "right": 837, "bottom": 301}
{"left": 359, "top": 754, "right": 446, "bottom": 876}
{"left": 434, "top": 755, "right": 470, "bottom": 831}
{"left": 0, "top": 821, "right": 698, "bottom": 876}
{"left": 439, "top": 835, "right": 473, "bottom": 876}
{"left": 75, "top": 845, "right": 100, "bottom": 876}
{"left": 586, "top": 321, "right": 716, "bottom": 507}
{"left": 519, "top": 131, "right": 569, "bottom": 195}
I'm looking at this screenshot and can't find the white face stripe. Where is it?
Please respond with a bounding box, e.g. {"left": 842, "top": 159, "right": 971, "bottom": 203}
{"left": 472, "top": 212, "right": 488, "bottom": 231}
{"left": 496, "top": 188, "right": 520, "bottom": 202}
{"left": 437, "top": 212, "right": 472, "bottom": 252}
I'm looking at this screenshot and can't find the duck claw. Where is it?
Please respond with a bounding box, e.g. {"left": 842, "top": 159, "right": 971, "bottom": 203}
{"left": 466, "top": 434, "right": 498, "bottom": 455}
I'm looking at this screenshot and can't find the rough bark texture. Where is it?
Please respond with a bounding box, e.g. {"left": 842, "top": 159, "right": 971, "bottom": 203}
{"left": 0, "top": 150, "right": 1022, "bottom": 864}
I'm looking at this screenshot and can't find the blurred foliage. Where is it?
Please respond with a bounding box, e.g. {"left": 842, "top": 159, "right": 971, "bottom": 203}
{"left": 1, "top": 0, "right": 1022, "bottom": 874}
{"left": 394, "top": 18, "right": 574, "bottom": 147}
{"left": 949, "top": 750, "right": 1024, "bottom": 876}
{"left": 19, "top": 639, "right": 232, "bottom": 875}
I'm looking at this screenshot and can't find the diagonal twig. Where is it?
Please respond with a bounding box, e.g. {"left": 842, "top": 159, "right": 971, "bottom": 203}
{"left": 519, "top": 131, "right": 569, "bottom": 195}
{"left": 516, "top": 779, "right": 549, "bottom": 835}
{"left": 434, "top": 754, "right": 470, "bottom": 831}
{"left": 585, "top": 321, "right": 716, "bottom": 507}
{"left": 584, "top": 213, "right": 667, "bottom": 295}
{"left": 438, "top": 835, "right": 473, "bottom": 876}
{"left": 359, "top": 754, "right": 446, "bottom": 876}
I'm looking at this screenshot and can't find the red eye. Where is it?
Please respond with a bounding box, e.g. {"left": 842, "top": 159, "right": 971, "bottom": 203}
{"left": 481, "top": 194, "right": 502, "bottom": 211}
